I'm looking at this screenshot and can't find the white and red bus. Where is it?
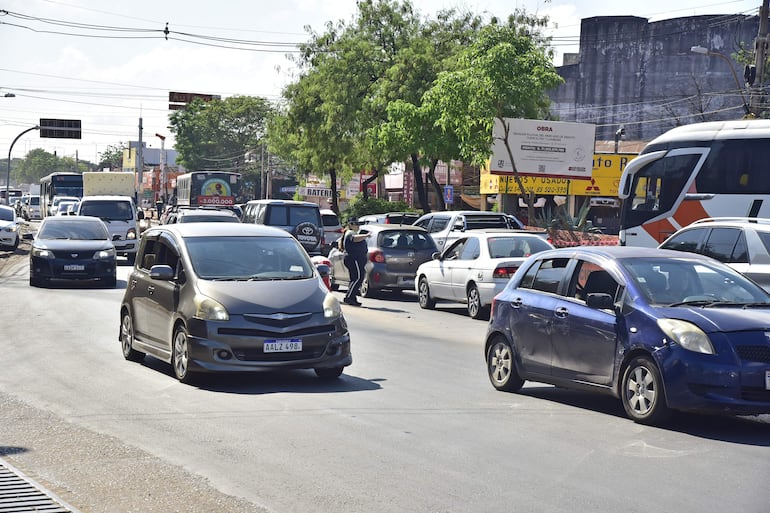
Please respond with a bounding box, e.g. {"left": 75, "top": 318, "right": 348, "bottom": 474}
{"left": 175, "top": 171, "right": 242, "bottom": 207}
{"left": 618, "top": 120, "right": 770, "bottom": 247}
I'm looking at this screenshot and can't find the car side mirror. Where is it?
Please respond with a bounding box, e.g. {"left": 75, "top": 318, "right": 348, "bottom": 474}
{"left": 149, "top": 264, "right": 175, "bottom": 280}
{"left": 586, "top": 293, "right": 615, "bottom": 310}
{"left": 431, "top": 251, "right": 440, "bottom": 260}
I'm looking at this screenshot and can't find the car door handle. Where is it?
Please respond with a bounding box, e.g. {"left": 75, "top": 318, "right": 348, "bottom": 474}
{"left": 554, "top": 306, "right": 569, "bottom": 318}
{"left": 147, "top": 285, "right": 155, "bottom": 295}
{"left": 510, "top": 298, "right": 523, "bottom": 308}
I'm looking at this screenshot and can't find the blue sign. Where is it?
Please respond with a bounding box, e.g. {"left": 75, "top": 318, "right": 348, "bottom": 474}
{"left": 444, "top": 185, "right": 454, "bottom": 203}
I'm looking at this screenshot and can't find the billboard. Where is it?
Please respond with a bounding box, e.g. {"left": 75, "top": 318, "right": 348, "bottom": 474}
{"left": 490, "top": 119, "right": 595, "bottom": 179}
{"left": 481, "top": 153, "right": 637, "bottom": 197}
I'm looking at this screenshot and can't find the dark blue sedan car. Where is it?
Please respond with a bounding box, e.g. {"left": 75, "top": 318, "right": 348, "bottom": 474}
{"left": 485, "top": 246, "right": 770, "bottom": 425}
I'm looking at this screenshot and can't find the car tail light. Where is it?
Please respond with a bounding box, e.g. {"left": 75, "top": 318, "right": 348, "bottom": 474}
{"left": 493, "top": 266, "right": 519, "bottom": 279}
{"left": 372, "top": 271, "right": 382, "bottom": 283}
{"left": 369, "top": 250, "right": 385, "bottom": 263}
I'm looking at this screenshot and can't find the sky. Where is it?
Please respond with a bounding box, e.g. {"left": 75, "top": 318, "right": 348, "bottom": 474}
{"left": 0, "top": 0, "right": 761, "bottom": 166}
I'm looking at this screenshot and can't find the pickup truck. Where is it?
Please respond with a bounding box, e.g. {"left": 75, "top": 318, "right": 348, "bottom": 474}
{"left": 413, "top": 211, "right": 526, "bottom": 251}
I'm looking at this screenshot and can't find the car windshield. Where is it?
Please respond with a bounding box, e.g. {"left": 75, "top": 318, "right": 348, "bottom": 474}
{"left": 487, "top": 236, "right": 551, "bottom": 258}
{"left": 185, "top": 235, "right": 315, "bottom": 280}
{"left": 623, "top": 258, "right": 770, "bottom": 306}
{"left": 38, "top": 220, "right": 109, "bottom": 240}
{"left": 378, "top": 230, "right": 435, "bottom": 250}
{"left": 79, "top": 200, "right": 134, "bottom": 221}
{"left": 0, "top": 208, "right": 14, "bottom": 221}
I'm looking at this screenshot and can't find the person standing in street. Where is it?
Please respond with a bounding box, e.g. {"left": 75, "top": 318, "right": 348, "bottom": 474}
{"left": 342, "top": 217, "right": 370, "bottom": 306}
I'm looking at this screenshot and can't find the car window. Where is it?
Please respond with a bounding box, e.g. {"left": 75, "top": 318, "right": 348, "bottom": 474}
{"left": 442, "top": 238, "right": 466, "bottom": 260}
{"left": 322, "top": 214, "right": 340, "bottom": 227}
{"left": 660, "top": 228, "right": 706, "bottom": 253}
{"left": 757, "top": 231, "right": 770, "bottom": 256}
{"left": 289, "top": 206, "right": 321, "bottom": 225}
{"left": 429, "top": 217, "right": 449, "bottom": 233}
{"left": 487, "top": 236, "right": 551, "bottom": 258}
{"left": 703, "top": 228, "right": 746, "bottom": 264}
{"left": 413, "top": 217, "right": 431, "bottom": 230}
{"left": 458, "top": 237, "right": 480, "bottom": 260}
{"left": 570, "top": 261, "right": 620, "bottom": 302}
{"left": 39, "top": 220, "right": 108, "bottom": 240}
{"left": 521, "top": 257, "right": 570, "bottom": 294}
{"left": 0, "top": 208, "right": 13, "bottom": 221}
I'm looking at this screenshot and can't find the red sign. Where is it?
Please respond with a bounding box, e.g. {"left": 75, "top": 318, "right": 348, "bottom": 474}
{"left": 197, "top": 195, "right": 234, "bottom": 206}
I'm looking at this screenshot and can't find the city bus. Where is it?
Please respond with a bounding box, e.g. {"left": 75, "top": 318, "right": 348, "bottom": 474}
{"left": 0, "top": 188, "right": 23, "bottom": 206}
{"left": 618, "top": 120, "right": 770, "bottom": 247}
{"left": 174, "top": 171, "right": 242, "bottom": 207}
{"left": 40, "top": 172, "right": 83, "bottom": 218}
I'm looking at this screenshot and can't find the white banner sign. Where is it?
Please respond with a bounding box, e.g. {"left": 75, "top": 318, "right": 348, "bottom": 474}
{"left": 490, "top": 119, "right": 595, "bottom": 179}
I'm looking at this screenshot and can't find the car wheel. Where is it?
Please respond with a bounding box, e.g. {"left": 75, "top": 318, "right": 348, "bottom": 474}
{"left": 120, "top": 310, "right": 145, "bottom": 362}
{"left": 172, "top": 325, "right": 196, "bottom": 383}
{"left": 487, "top": 336, "right": 524, "bottom": 392}
{"left": 418, "top": 276, "right": 435, "bottom": 309}
{"left": 621, "top": 356, "right": 670, "bottom": 425}
{"left": 315, "top": 367, "right": 344, "bottom": 379}
{"left": 467, "top": 284, "right": 490, "bottom": 320}
{"left": 359, "top": 277, "right": 373, "bottom": 298}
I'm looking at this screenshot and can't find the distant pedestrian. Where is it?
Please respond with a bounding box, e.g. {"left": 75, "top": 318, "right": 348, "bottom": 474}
{"left": 342, "top": 217, "right": 370, "bottom": 306}
{"left": 155, "top": 196, "right": 164, "bottom": 220}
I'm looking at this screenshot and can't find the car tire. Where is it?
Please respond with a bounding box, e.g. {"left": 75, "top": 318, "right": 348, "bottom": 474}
{"left": 315, "top": 367, "right": 344, "bottom": 379}
{"left": 621, "top": 356, "right": 671, "bottom": 425}
{"left": 418, "top": 276, "right": 435, "bottom": 309}
{"left": 487, "top": 336, "right": 524, "bottom": 392}
{"left": 120, "top": 310, "right": 145, "bottom": 362}
{"left": 359, "top": 276, "right": 373, "bottom": 298}
{"left": 467, "top": 284, "right": 490, "bottom": 320}
{"left": 172, "top": 324, "right": 196, "bottom": 384}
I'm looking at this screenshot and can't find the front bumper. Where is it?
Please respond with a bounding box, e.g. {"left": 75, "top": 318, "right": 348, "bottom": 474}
{"left": 185, "top": 316, "right": 352, "bottom": 373}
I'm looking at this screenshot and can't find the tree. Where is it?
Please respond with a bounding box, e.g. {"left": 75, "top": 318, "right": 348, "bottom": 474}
{"left": 169, "top": 96, "right": 274, "bottom": 173}
{"left": 422, "top": 15, "right": 563, "bottom": 221}
{"left": 16, "top": 149, "right": 61, "bottom": 184}
{"left": 98, "top": 143, "right": 127, "bottom": 170}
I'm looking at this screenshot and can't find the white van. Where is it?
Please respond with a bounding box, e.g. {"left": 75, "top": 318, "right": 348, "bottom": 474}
{"left": 76, "top": 195, "right": 143, "bottom": 264}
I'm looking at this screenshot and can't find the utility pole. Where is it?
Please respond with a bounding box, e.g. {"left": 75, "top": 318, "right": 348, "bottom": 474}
{"left": 751, "top": 0, "right": 769, "bottom": 115}
{"left": 136, "top": 117, "right": 144, "bottom": 206}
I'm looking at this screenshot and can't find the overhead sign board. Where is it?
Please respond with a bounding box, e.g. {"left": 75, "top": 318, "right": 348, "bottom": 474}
{"left": 168, "top": 91, "right": 220, "bottom": 110}
{"left": 490, "top": 119, "right": 595, "bottom": 179}
{"left": 39, "top": 118, "right": 81, "bottom": 139}
{"left": 481, "top": 153, "right": 638, "bottom": 197}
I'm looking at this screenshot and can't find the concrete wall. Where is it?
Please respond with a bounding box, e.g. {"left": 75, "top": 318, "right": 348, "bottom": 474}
{"left": 549, "top": 14, "right": 760, "bottom": 141}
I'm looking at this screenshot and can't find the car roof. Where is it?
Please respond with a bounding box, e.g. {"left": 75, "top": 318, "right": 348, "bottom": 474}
{"left": 245, "top": 199, "right": 318, "bottom": 207}
{"left": 177, "top": 208, "right": 238, "bottom": 217}
{"left": 535, "top": 245, "right": 717, "bottom": 263}
{"left": 357, "top": 224, "right": 429, "bottom": 233}
{"left": 683, "top": 217, "right": 770, "bottom": 231}
{"left": 146, "top": 222, "right": 292, "bottom": 239}
{"left": 41, "top": 215, "right": 104, "bottom": 225}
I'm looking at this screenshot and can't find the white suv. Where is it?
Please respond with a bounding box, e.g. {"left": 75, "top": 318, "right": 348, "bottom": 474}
{"left": 320, "top": 209, "right": 342, "bottom": 255}
{"left": 659, "top": 217, "right": 770, "bottom": 291}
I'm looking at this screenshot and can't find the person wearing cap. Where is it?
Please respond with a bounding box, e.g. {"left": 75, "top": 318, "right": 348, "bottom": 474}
{"left": 342, "top": 217, "right": 370, "bottom": 306}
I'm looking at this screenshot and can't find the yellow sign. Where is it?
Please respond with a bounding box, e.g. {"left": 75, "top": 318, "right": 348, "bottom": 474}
{"left": 480, "top": 153, "right": 637, "bottom": 197}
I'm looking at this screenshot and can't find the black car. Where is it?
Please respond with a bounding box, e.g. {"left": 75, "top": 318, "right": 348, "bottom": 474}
{"left": 119, "top": 223, "right": 351, "bottom": 383}
{"left": 29, "top": 216, "right": 117, "bottom": 287}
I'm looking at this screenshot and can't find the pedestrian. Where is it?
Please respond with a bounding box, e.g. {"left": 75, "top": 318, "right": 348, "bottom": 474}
{"left": 342, "top": 217, "right": 370, "bottom": 306}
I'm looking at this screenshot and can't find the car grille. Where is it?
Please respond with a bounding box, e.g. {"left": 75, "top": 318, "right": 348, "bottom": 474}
{"left": 741, "top": 388, "right": 770, "bottom": 402}
{"left": 735, "top": 345, "right": 770, "bottom": 363}
{"left": 233, "top": 346, "right": 327, "bottom": 362}
{"left": 217, "top": 324, "right": 336, "bottom": 338}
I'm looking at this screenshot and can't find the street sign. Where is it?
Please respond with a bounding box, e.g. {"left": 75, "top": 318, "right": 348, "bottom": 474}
{"left": 444, "top": 185, "right": 454, "bottom": 203}
{"left": 168, "top": 91, "right": 220, "bottom": 110}
{"left": 39, "top": 118, "right": 81, "bottom": 139}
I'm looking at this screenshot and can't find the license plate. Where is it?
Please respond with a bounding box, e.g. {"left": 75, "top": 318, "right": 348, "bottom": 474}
{"left": 63, "top": 264, "right": 85, "bottom": 271}
{"left": 398, "top": 277, "right": 414, "bottom": 286}
{"left": 766, "top": 370, "right": 770, "bottom": 391}
{"left": 264, "top": 338, "right": 302, "bottom": 353}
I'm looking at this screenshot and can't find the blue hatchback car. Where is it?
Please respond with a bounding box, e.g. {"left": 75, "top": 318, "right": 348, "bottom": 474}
{"left": 485, "top": 246, "right": 770, "bottom": 425}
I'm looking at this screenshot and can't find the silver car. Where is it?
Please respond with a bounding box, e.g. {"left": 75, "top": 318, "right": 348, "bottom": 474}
{"left": 416, "top": 232, "right": 554, "bottom": 319}
{"left": 658, "top": 217, "right": 770, "bottom": 291}
{"left": 119, "top": 223, "right": 351, "bottom": 383}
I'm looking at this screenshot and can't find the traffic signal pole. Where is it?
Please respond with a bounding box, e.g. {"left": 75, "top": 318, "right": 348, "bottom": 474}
{"left": 5, "top": 125, "right": 39, "bottom": 206}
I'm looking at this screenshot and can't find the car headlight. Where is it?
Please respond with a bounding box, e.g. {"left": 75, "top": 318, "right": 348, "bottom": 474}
{"left": 2, "top": 225, "right": 17, "bottom": 233}
{"left": 194, "top": 295, "right": 229, "bottom": 321}
{"left": 127, "top": 228, "right": 137, "bottom": 240}
{"left": 94, "top": 248, "right": 116, "bottom": 260}
{"left": 31, "top": 247, "right": 54, "bottom": 259}
{"left": 323, "top": 293, "right": 342, "bottom": 319}
{"left": 657, "top": 319, "right": 714, "bottom": 354}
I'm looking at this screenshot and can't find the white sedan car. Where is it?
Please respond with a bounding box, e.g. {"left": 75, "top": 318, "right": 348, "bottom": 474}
{"left": 0, "top": 204, "right": 21, "bottom": 250}
{"left": 415, "top": 231, "right": 554, "bottom": 319}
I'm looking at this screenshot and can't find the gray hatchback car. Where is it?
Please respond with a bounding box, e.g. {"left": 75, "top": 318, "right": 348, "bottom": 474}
{"left": 119, "top": 223, "right": 351, "bottom": 383}
{"left": 328, "top": 224, "right": 437, "bottom": 296}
